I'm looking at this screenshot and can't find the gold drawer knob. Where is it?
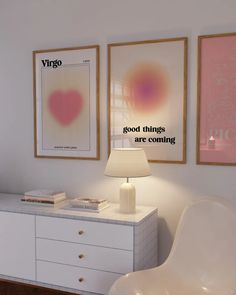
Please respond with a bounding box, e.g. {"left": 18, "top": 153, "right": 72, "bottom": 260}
{"left": 78, "top": 278, "right": 84, "bottom": 283}
{"left": 78, "top": 230, "right": 84, "bottom": 235}
{"left": 78, "top": 254, "right": 84, "bottom": 259}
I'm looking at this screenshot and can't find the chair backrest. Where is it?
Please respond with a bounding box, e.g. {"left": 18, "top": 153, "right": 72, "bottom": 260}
{"left": 166, "top": 197, "right": 236, "bottom": 292}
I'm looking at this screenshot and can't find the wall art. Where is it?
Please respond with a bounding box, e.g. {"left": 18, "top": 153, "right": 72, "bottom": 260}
{"left": 108, "top": 38, "right": 187, "bottom": 163}
{"left": 33, "top": 45, "right": 100, "bottom": 160}
{"left": 197, "top": 33, "right": 236, "bottom": 165}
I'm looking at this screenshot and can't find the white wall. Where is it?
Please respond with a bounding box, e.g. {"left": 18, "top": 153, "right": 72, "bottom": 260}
{"left": 0, "top": 0, "right": 236, "bottom": 263}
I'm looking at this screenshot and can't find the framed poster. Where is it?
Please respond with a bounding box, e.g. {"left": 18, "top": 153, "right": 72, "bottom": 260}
{"left": 197, "top": 33, "right": 236, "bottom": 165}
{"left": 33, "top": 45, "right": 100, "bottom": 160}
{"left": 108, "top": 37, "right": 187, "bottom": 163}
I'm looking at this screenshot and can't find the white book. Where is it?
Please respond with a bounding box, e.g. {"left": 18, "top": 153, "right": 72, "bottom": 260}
{"left": 65, "top": 204, "right": 110, "bottom": 213}
{"left": 21, "top": 198, "right": 66, "bottom": 208}
{"left": 24, "top": 190, "right": 66, "bottom": 199}
{"left": 70, "top": 198, "right": 108, "bottom": 209}
{"left": 22, "top": 195, "right": 66, "bottom": 204}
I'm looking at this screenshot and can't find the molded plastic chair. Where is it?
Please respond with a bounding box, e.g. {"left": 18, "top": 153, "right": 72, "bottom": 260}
{"left": 108, "top": 197, "right": 236, "bottom": 295}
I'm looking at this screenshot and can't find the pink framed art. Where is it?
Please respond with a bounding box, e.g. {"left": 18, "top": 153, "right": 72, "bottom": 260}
{"left": 197, "top": 33, "right": 236, "bottom": 165}
{"left": 108, "top": 38, "right": 188, "bottom": 163}
{"left": 33, "top": 45, "right": 100, "bottom": 160}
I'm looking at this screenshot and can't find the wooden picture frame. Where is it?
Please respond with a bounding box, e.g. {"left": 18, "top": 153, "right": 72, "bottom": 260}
{"left": 197, "top": 33, "right": 236, "bottom": 165}
{"left": 33, "top": 45, "right": 100, "bottom": 160}
{"left": 108, "top": 37, "right": 187, "bottom": 163}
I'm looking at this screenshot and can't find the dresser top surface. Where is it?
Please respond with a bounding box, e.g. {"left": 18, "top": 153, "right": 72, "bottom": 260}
{"left": 0, "top": 193, "right": 157, "bottom": 225}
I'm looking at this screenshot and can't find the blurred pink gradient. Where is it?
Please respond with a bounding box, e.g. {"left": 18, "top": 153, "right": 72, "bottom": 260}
{"left": 123, "top": 64, "right": 168, "bottom": 113}
{"left": 48, "top": 90, "right": 83, "bottom": 126}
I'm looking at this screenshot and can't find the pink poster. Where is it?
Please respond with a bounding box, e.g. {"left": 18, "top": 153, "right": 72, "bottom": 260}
{"left": 33, "top": 46, "right": 100, "bottom": 160}
{"left": 198, "top": 33, "right": 236, "bottom": 165}
{"left": 108, "top": 38, "right": 187, "bottom": 163}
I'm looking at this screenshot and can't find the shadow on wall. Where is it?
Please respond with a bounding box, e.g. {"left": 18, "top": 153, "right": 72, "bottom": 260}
{"left": 158, "top": 217, "right": 173, "bottom": 265}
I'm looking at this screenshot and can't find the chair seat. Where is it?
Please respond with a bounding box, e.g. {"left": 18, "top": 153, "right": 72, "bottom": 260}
{"left": 109, "top": 266, "right": 224, "bottom": 295}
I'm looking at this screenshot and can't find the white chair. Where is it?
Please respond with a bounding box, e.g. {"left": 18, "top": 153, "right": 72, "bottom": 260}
{"left": 108, "top": 197, "right": 236, "bottom": 295}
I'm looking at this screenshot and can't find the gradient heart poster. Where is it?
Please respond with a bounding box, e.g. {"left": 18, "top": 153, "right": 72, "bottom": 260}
{"left": 108, "top": 38, "right": 187, "bottom": 163}
{"left": 33, "top": 46, "right": 99, "bottom": 159}
{"left": 197, "top": 33, "right": 236, "bottom": 165}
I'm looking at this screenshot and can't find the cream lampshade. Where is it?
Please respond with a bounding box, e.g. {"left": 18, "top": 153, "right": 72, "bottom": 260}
{"left": 104, "top": 148, "right": 151, "bottom": 213}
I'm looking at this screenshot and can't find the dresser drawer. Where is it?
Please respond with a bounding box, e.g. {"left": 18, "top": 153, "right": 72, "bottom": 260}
{"left": 36, "top": 216, "right": 133, "bottom": 250}
{"left": 37, "top": 260, "right": 121, "bottom": 294}
{"left": 37, "top": 238, "right": 133, "bottom": 273}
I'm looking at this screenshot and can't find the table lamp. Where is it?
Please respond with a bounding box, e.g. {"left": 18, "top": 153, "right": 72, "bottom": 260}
{"left": 104, "top": 148, "right": 151, "bottom": 213}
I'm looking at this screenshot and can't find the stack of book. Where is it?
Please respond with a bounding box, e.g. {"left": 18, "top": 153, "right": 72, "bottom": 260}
{"left": 70, "top": 197, "right": 109, "bottom": 212}
{"left": 21, "top": 190, "right": 66, "bottom": 207}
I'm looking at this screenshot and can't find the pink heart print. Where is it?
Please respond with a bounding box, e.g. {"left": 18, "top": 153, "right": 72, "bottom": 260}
{"left": 48, "top": 90, "right": 83, "bottom": 126}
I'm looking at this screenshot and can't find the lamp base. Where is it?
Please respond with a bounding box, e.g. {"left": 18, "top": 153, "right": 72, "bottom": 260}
{"left": 119, "top": 182, "right": 136, "bottom": 213}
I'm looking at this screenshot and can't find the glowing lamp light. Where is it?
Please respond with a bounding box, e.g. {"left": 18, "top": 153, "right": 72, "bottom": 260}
{"left": 104, "top": 148, "right": 151, "bottom": 213}
{"left": 208, "top": 136, "right": 216, "bottom": 149}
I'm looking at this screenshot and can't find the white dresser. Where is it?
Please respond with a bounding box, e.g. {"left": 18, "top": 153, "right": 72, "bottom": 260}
{"left": 0, "top": 193, "right": 158, "bottom": 295}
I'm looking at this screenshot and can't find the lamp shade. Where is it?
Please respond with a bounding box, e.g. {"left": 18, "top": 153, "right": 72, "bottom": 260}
{"left": 104, "top": 148, "right": 151, "bottom": 178}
